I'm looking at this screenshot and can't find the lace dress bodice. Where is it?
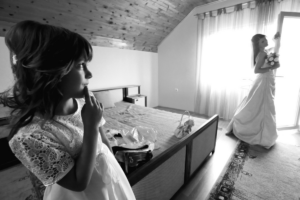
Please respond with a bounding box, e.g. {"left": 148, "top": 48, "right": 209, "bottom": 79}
{"left": 9, "top": 98, "right": 105, "bottom": 186}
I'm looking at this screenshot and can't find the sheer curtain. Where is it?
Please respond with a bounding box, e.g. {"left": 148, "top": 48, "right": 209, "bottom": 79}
{"left": 194, "top": 0, "right": 300, "bottom": 120}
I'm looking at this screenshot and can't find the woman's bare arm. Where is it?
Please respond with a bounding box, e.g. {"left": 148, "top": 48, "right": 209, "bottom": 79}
{"left": 273, "top": 32, "right": 281, "bottom": 54}
{"left": 57, "top": 87, "right": 103, "bottom": 192}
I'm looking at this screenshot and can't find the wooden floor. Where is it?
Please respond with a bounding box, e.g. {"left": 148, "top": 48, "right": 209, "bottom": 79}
{"left": 154, "top": 106, "right": 300, "bottom": 200}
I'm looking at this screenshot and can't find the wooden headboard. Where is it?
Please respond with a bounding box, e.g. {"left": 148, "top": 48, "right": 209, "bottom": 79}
{"left": 92, "top": 85, "right": 140, "bottom": 99}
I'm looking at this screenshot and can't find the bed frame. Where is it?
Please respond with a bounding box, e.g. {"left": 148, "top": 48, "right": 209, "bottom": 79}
{"left": 93, "top": 85, "right": 219, "bottom": 200}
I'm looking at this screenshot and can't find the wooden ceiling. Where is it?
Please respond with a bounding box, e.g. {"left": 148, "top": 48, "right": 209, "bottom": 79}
{"left": 0, "top": 0, "right": 217, "bottom": 52}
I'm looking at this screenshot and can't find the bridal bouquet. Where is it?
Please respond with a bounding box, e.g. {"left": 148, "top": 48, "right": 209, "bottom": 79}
{"left": 264, "top": 52, "right": 279, "bottom": 67}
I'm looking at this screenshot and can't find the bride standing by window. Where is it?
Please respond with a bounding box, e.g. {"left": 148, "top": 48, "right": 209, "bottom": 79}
{"left": 226, "top": 32, "right": 281, "bottom": 149}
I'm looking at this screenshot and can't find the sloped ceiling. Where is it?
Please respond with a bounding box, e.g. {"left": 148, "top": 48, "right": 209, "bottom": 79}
{"left": 0, "top": 0, "right": 217, "bottom": 52}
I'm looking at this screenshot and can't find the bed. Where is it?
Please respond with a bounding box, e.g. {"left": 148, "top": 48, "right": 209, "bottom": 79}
{"left": 93, "top": 86, "right": 219, "bottom": 200}
{"left": 0, "top": 85, "right": 218, "bottom": 200}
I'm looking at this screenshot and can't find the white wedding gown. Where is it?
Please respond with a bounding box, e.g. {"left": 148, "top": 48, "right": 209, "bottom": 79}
{"left": 226, "top": 70, "right": 278, "bottom": 149}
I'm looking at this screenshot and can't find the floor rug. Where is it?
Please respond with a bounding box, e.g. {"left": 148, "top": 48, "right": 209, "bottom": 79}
{"left": 206, "top": 141, "right": 300, "bottom": 200}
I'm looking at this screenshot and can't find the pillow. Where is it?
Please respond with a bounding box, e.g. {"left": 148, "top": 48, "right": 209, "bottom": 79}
{"left": 93, "top": 91, "right": 116, "bottom": 109}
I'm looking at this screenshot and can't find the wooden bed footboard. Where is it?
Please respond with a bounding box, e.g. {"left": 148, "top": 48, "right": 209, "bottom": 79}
{"left": 129, "top": 114, "right": 219, "bottom": 200}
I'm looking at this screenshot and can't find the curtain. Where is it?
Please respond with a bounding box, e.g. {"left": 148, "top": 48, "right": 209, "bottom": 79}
{"left": 194, "top": 0, "right": 300, "bottom": 120}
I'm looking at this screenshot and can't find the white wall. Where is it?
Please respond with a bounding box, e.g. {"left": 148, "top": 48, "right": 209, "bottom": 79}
{"left": 0, "top": 38, "right": 14, "bottom": 92}
{"left": 158, "top": 0, "right": 251, "bottom": 112}
{"left": 88, "top": 46, "right": 158, "bottom": 107}
{"left": 0, "top": 37, "right": 158, "bottom": 107}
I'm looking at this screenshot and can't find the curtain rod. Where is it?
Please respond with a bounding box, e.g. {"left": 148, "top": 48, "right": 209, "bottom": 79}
{"left": 195, "top": 0, "right": 283, "bottom": 17}
{"left": 194, "top": 0, "right": 257, "bottom": 17}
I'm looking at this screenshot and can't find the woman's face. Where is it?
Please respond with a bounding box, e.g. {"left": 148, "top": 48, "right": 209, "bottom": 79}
{"left": 59, "top": 59, "right": 92, "bottom": 99}
{"left": 258, "top": 37, "right": 268, "bottom": 48}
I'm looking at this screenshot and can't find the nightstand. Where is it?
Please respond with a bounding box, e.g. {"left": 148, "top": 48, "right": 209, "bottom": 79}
{"left": 124, "top": 94, "right": 147, "bottom": 107}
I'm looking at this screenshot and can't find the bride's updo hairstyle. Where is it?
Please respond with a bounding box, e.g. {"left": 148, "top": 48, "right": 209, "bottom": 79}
{"left": 251, "top": 34, "right": 266, "bottom": 66}
{"left": 0, "top": 20, "right": 93, "bottom": 140}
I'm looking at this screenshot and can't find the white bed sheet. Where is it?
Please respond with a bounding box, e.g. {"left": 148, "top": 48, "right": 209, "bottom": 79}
{"left": 103, "top": 102, "right": 207, "bottom": 157}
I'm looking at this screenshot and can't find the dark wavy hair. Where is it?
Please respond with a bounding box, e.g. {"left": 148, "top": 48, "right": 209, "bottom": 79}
{"left": 0, "top": 20, "right": 93, "bottom": 140}
{"left": 251, "top": 34, "right": 266, "bottom": 66}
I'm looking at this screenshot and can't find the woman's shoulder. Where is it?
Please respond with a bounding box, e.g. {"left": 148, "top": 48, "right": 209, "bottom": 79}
{"left": 9, "top": 117, "right": 71, "bottom": 154}
{"left": 9, "top": 119, "right": 47, "bottom": 152}
{"left": 9, "top": 116, "right": 60, "bottom": 145}
{"left": 258, "top": 51, "right": 267, "bottom": 57}
{"left": 256, "top": 51, "right": 267, "bottom": 61}
{"left": 10, "top": 117, "right": 42, "bottom": 139}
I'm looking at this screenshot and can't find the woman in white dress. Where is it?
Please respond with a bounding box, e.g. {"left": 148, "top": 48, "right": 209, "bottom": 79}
{"left": 226, "top": 33, "right": 281, "bottom": 149}
{"left": 1, "top": 20, "right": 136, "bottom": 200}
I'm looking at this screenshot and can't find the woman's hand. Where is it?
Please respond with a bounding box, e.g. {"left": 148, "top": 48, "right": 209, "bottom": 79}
{"left": 274, "top": 32, "right": 281, "bottom": 40}
{"left": 81, "top": 86, "right": 103, "bottom": 129}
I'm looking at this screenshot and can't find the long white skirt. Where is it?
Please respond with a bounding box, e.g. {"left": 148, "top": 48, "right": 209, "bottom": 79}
{"left": 43, "top": 144, "right": 136, "bottom": 200}
{"left": 226, "top": 71, "right": 278, "bottom": 149}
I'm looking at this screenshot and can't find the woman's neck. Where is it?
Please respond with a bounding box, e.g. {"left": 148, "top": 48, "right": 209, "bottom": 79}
{"left": 55, "top": 98, "right": 77, "bottom": 116}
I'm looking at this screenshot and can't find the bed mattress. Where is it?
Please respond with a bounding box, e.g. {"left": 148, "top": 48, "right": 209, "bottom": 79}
{"left": 103, "top": 102, "right": 207, "bottom": 158}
